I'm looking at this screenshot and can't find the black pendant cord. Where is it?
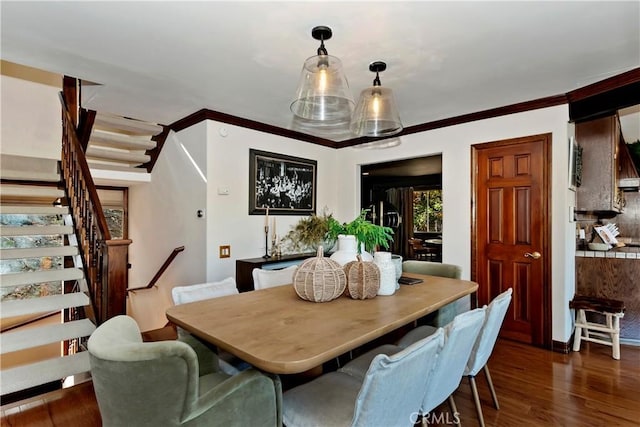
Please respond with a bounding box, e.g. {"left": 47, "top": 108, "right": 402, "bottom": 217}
{"left": 373, "top": 72, "right": 381, "bottom": 87}
{"left": 370, "top": 61, "right": 387, "bottom": 86}
{"left": 312, "top": 25, "right": 332, "bottom": 56}
{"left": 317, "top": 39, "right": 328, "bottom": 56}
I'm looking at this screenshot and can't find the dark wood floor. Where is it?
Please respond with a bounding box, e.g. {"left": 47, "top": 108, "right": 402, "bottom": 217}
{"left": 2, "top": 339, "right": 639, "bottom": 426}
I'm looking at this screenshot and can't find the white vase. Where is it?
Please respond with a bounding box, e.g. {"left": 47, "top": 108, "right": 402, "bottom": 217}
{"left": 374, "top": 251, "right": 396, "bottom": 296}
{"left": 391, "top": 254, "right": 403, "bottom": 289}
{"left": 330, "top": 235, "right": 373, "bottom": 266}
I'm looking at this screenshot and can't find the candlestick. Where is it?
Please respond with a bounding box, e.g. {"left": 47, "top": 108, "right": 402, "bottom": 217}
{"left": 263, "top": 225, "right": 271, "bottom": 259}
{"left": 271, "top": 217, "right": 276, "bottom": 240}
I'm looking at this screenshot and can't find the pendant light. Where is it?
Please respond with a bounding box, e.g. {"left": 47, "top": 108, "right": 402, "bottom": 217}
{"left": 291, "top": 26, "right": 354, "bottom": 122}
{"left": 350, "top": 61, "right": 403, "bottom": 137}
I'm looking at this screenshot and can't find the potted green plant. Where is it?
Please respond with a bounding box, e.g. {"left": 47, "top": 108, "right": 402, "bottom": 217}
{"left": 326, "top": 209, "right": 394, "bottom": 253}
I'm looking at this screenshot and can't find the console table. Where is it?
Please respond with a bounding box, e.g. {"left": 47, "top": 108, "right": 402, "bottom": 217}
{"left": 235, "top": 253, "right": 314, "bottom": 292}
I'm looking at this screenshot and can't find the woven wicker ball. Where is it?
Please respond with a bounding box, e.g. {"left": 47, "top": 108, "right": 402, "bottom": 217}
{"left": 344, "top": 256, "right": 380, "bottom": 300}
{"left": 293, "top": 247, "right": 346, "bottom": 302}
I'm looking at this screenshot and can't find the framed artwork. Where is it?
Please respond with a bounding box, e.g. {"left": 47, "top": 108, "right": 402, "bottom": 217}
{"left": 249, "top": 149, "right": 317, "bottom": 215}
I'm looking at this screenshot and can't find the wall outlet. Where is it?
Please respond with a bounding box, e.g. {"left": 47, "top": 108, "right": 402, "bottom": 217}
{"left": 219, "top": 245, "right": 231, "bottom": 258}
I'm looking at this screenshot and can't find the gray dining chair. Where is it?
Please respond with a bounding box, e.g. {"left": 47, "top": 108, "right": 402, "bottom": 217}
{"left": 283, "top": 328, "right": 445, "bottom": 427}
{"left": 88, "top": 315, "right": 282, "bottom": 427}
{"left": 463, "top": 288, "right": 512, "bottom": 427}
{"left": 171, "top": 277, "right": 239, "bottom": 304}
{"left": 252, "top": 265, "right": 298, "bottom": 290}
{"left": 402, "top": 260, "right": 464, "bottom": 327}
{"left": 339, "top": 308, "right": 486, "bottom": 422}
{"left": 394, "top": 288, "right": 512, "bottom": 427}
{"left": 398, "top": 307, "right": 486, "bottom": 420}
{"left": 171, "top": 277, "right": 246, "bottom": 375}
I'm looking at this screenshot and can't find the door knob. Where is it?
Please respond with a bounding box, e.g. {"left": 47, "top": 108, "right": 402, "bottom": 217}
{"left": 524, "top": 251, "right": 541, "bottom": 259}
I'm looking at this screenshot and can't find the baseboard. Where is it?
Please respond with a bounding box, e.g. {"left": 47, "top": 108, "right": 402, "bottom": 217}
{"left": 552, "top": 337, "right": 573, "bottom": 354}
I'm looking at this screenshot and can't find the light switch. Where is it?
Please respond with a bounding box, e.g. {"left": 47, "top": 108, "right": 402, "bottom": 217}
{"left": 219, "top": 245, "right": 231, "bottom": 258}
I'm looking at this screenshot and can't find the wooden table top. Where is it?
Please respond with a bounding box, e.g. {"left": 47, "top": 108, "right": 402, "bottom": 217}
{"left": 166, "top": 272, "right": 478, "bottom": 374}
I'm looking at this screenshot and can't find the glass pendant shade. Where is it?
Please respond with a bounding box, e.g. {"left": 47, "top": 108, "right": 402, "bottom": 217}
{"left": 291, "top": 54, "right": 354, "bottom": 121}
{"left": 350, "top": 61, "right": 402, "bottom": 137}
{"left": 350, "top": 85, "right": 403, "bottom": 137}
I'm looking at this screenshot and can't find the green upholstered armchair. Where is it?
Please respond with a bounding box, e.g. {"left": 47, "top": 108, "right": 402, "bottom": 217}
{"left": 88, "top": 315, "right": 282, "bottom": 427}
{"left": 402, "top": 260, "right": 465, "bottom": 327}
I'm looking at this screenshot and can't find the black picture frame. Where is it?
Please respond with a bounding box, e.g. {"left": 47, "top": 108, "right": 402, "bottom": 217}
{"left": 249, "top": 149, "right": 317, "bottom": 215}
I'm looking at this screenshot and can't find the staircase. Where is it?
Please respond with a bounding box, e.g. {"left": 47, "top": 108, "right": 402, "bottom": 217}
{"left": 0, "top": 155, "right": 95, "bottom": 398}
{"left": 0, "top": 87, "right": 157, "bottom": 399}
{"left": 85, "top": 111, "right": 164, "bottom": 173}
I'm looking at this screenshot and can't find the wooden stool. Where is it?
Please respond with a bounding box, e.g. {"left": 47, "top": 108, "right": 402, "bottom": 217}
{"left": 569, "top": 295, "right": 625, "bottom": 360}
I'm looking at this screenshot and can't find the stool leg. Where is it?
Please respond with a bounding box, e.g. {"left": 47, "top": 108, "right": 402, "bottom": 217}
{"left": 573, "top": 309, "right": 584, "bottom": 352}
{"left": 612, "top": 315, "right": 621, "bottom": 360}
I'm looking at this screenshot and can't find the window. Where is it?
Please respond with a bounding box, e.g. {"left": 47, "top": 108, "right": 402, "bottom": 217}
{"left": 0, "top": 213, "right": 64, "bottom": 301}
{"left": 97, "top": 188, "right": 128, "bottom": 240}
{"left": 413, "top": 189, "right": 442, "bottom": 232}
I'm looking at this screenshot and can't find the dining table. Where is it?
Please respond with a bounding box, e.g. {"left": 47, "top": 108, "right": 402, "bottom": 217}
{"left": 166, "top": 272, "right": 478, "bottom": 375}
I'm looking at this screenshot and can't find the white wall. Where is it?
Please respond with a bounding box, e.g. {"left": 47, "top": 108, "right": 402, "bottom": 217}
{"left": 0, "top": 75, "right": 61, "bottom": 159}
{"left": 205, "top": 122, "right": 339, "bottom": 280}
{"left": 128, "top": 121, "right": 338, "bottom": 330}
{"left": 0, "top": 73, "right": 577, "bottom": 340}
{"left": 127, "top": 124, "right": 208, "bottom": 331}
{"left": 334, "top": 105, "right": 575, "bottom": 342}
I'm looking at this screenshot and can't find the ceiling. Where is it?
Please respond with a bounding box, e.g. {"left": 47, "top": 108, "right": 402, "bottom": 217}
{"left": 1, "top": 1, "right": 639, "bottom": 143}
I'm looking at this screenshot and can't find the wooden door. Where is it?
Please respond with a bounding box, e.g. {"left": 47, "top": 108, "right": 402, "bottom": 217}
{"left": 472, "top": 134, "right": 551, "bottom": 347}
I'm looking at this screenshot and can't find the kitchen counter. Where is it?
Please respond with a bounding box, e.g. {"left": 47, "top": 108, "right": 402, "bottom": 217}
{"left": 575, "top": 255, "right": 640, "bottom": 341}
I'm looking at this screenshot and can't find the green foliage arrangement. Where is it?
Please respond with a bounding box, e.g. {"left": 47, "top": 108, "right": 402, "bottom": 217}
{"left": 326, "top": 209, "right": 394, "bottom": 253}
{"left": 281, "top": 210, "right": 335, "bottom": 253}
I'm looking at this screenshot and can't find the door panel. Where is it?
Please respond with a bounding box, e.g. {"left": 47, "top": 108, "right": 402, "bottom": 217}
{"left": 473, "top": 134, "right": 551, "bottom": 347}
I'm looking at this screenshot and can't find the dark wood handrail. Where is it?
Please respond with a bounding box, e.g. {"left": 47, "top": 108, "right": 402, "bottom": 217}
{"left": 59, "top": 89, "right": 131, "bottom": 324}
{"left": 60, "top": 93, "right": 111, "bottom": 239}
{"left": 128, "top": 246, "right": 185, "bottom": 292}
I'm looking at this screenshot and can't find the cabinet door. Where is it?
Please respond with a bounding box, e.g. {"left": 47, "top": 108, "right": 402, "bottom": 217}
{"left": 576, "top": 115, "right": 621, "bottom": 213}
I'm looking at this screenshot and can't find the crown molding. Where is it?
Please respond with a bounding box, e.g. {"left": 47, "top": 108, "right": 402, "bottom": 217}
{"left": 167, "top": 69, "right": 639, "bottom": 149}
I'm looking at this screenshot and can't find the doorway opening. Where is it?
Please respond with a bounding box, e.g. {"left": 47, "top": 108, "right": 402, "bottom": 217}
{"left": 361, "top": 155, "right": 442, "bottom": 262}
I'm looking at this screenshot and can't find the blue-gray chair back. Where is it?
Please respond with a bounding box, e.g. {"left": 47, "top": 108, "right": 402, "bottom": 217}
{"left": 351, "top": 328, "right": 445, "bottom": 427}
{"left": 465, "top": 288, "right": 512, "bottom": 376}
{"left": 421, "top": 307, "right": 486, "bottom": 413}
{"left": 463, "top": 288, "right": 512, "bottom": 427}
{"left": 282, "top": 328, "right": 444, "bottom": 427}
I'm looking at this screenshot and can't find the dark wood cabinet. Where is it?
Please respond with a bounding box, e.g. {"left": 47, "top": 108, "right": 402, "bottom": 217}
{"left": 575, "top": 255, "right": 639, "bottom": 340}
{"left": 235, "top": 253, "right": 313, "bottom": 292}
{"left": 576, "top": 115, "right": 625, "bottom": 214}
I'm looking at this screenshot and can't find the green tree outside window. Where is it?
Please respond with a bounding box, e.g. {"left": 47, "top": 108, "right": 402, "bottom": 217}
{"left": 413, "top": 190, "right": 443, "bottom": 232}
